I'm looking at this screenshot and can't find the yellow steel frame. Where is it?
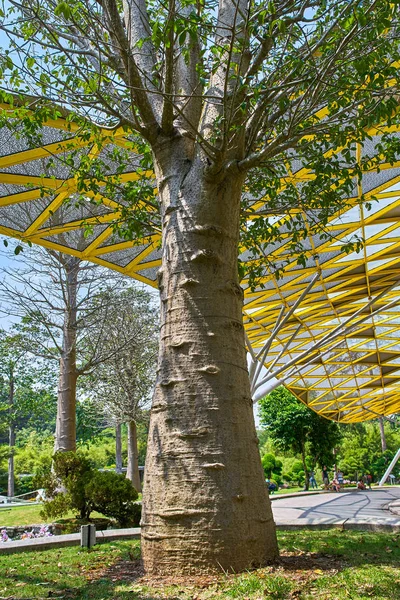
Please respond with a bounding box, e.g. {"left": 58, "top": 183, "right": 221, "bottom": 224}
{"left": 1, "top": 105, "right": 400, "bottom": 422}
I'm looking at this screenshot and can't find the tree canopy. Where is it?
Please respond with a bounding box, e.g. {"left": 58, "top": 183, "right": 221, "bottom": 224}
{"left": 0, "top": 1, "right": 399, "bottom": 279}
{"left": 259, "top": 386, "right": 342, "bottom": 488}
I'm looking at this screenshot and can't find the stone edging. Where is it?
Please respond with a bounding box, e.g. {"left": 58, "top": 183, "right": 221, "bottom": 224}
{"left": 0, "top": 527, "right": 141, "bottom": 555}
{"left": 2, "top": 518, "right": 400, "bottom": 556}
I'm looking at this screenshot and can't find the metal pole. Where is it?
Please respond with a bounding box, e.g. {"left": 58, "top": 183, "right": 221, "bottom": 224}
{"left": 80, "top": 524, "right": 96, "bottom": 549}
{"left": 379, "top": 448, "right": 400, "bottom": 486}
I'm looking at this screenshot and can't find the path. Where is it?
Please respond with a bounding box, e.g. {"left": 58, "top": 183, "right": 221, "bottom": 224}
{"left": 272, "top": 487, "right": 400, "bottom": 529}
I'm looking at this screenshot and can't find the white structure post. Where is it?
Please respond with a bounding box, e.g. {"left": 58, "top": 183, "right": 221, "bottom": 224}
{"left": 379, "top": 448, "right": 400, "bottom": 487}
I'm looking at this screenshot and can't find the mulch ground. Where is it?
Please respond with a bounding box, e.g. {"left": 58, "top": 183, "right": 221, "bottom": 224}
{"left": 95, "top": 550, "right": 347, "bottom": 595}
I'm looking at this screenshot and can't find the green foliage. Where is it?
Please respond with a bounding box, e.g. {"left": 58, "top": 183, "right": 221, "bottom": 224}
{"left": 85, "top": 471, "right": 139, "bottom": 527}
{"left": 261, "top": 452, "right": 282, "bottom": 483}
{"left": 40, "top": 451, "right": 94, "bottom": 520}
{"left": 14, "top": 430, "right": 54, "bottom": 476}
{"left": 0, "top": 328, "right": 57, "bottom": 440}
{"left": 259, "top": 387, "right": 342, "bottom": 469}
{"left": 40, "top": 451, "right": 139, "bottom": 525}
{"left": 285, "top": 460, "right": 306, "bottom": 486}
{"left": 338, "top": 421, "right": 400, "bottom": 480}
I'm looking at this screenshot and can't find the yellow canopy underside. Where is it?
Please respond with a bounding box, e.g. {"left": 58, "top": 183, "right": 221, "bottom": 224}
{"left": 1, "top": 106, "right": 400, "bottom": 423}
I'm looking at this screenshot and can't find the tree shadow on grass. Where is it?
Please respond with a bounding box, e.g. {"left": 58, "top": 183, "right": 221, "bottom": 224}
{"left": 0, "top": 558, "right": 159, "bottom": 600}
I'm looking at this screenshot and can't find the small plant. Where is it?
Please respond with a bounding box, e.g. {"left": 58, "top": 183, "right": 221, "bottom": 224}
{"left": 224, "top": 574, "right": 264, "bottom": 597}
{"left": 1, "top": 528, "right": 9, "bottom": 542}
{"left": 264, "top": 575, "right": 292, "bottom": 599}
{"left": 20, "top": 525, "right": 53, "bottom": 540}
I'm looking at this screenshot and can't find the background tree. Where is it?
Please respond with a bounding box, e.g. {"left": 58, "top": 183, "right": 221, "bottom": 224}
{"left": 338, "top": 421, "right": 400, "bottom": 481}
{"left": 1, "top": 0, "right": 400, "bottom": 573}
{"left": 259, "top": 387, "right": 342, "bottom": 490}
{"left": 261, "top": 453, "right": 283, "bottom": 484}
{"left": 0, "top": 245, "right": 133, "bottom": 452}
{"left": 0, "top": 327, "right": 57, "bottom": 498}
{"left": 81, "top": 285, "right": 158, "bottom": 491}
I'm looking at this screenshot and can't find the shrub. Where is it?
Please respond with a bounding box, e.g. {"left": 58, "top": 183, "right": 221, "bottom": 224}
{"left": 39, "top": 451, "right": 94, "bottom": 520}
{"left": 85, "top": 471, "right": 139, "bottom": 526}
{"left": 40, "top": 451, "right": 139, "bottom": 526}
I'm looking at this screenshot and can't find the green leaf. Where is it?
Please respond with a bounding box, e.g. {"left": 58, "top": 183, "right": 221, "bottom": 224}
{"left": 54, "top": 2, "right": 71, "bottom": 19}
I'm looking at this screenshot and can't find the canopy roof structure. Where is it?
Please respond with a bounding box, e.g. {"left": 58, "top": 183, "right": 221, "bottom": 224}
{"left": 1, "top": 104, "right": 400, "bottom": 422}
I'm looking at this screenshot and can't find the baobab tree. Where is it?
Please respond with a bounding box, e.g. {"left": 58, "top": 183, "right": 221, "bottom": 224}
{"left": 1, "top": 0, "right": 400, "bottom": 574}
{"left": 81, "top": 286, "right": 158, "bottom": 492}
{"left": 0, "top": 244, "right": 130, "bottom": 452}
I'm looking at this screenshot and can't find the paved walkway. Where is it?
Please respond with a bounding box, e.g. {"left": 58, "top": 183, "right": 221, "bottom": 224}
{"left": 1, "top": 488, "right": 400, "bottom": 555}
{"left": 272, "top": 487, "right": 400, "bottom": 530}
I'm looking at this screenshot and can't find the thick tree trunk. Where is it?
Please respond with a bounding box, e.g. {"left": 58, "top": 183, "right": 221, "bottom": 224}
{"left": 54, "top": 259, "right": 79, "bottom": 452}
{"left": 379, "top": 418, "right": 387, "bottom": 453}
{"left": 116, "top": 423, "right": 123, "bottom": 474}
{"left": 142, "top": 145, "right": 278, "bottom": 575}
{"left": 127, "top": 420, "right": 141, "bottom": 492}
{"left": 8, "top": 372, "right": 15, "bottom": 499}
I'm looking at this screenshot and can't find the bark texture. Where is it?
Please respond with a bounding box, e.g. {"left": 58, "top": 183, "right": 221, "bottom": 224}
{"left": 379, "top": 418, "right": 387, "bottom": 453}
{"left": 127, "top": 420, "right": 141, "bottom": 492}
{"left": 301, "top": 445, "right": 309, "bottom": 491}
{"left": 54, "top": 259, "right": 79, "bottom": 452}
{"left": 116, "top": 423, "right": 123, "bottom": 474}
{"left": 141, "top": 143, "right": 278, "bottom": 574}
{"left": 8, "top": 373, "right": 15, "bottom": 499}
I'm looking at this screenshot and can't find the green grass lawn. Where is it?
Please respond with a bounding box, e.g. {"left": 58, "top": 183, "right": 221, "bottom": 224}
{"left": 0, "top": 504, "right": 105, "bottom": 527}
{"left": 272, "top": 487, "right": 304, "bottom": 495}
{"left": 1, "top": 530, "right": 400, "bottom": 599}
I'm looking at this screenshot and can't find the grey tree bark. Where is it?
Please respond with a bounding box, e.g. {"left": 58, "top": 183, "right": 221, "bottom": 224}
{"left": 379, "top": 418, "right": 387, "bottom": 453}
{"left": 54, "top": 258, "right": 79, "bottom": 452}
{"left": 116, "top": 423, "right": 123, "bottom": 474}
{"left": 141, "top": 144, "right": 278, "bottom": 574}
{"left": 300, "top": 444, "right": 309, "bottom": 491}
{"left": 126, "top": 420, "right": 141, "bottom": 492}
{"left": 7, "top": 371, "right": 15, "bottom": 499}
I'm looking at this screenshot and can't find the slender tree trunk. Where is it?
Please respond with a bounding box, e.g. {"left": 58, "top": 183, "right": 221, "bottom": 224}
{"left": 54, "top": 259, "right": 79, "bottom": 452}
{"left": 142, "top": 146, "right": 278, "bottom": 575}
{"left": 116, "top": 423, "right": 123, "bottom": 474}
{"left": 379, "top": 418, "right": 387, "bottom": 453}
{"left": 7, "top": 371, "right": 15, "bottom": 500}
{"left": 301, "top": 444, "right": 309, "bottom": 491}
{"left": 126, "top": 420, "right": 141, "bottom": 492}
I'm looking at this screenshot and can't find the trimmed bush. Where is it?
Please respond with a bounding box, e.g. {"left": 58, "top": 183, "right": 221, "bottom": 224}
{"left": 40, "top": 451, "right": 139, "bottom": 526}
{"left": 85, "top": 471, "right": 139, "bottom": 526}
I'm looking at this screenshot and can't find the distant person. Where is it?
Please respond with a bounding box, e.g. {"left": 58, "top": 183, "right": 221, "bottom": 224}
{"left": 357, "top": 479, "right": 366, "bottom": 491}
{"left": 269, "top": 482, "right": 277, "bottom": 494}
{"left": 337, "top": 469, "right": 344, "bottom": 486}
{"left": 309, "top": 471, "right": 318, "bottom": 489}
{"left": 366, "top": 473, "right": 373, "bottom": 490}
{"left": 322, "top": 466, "right": 329, "bottom": 489}
{"left": 331, "top": 477, "right": 340, "bottom": 492}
